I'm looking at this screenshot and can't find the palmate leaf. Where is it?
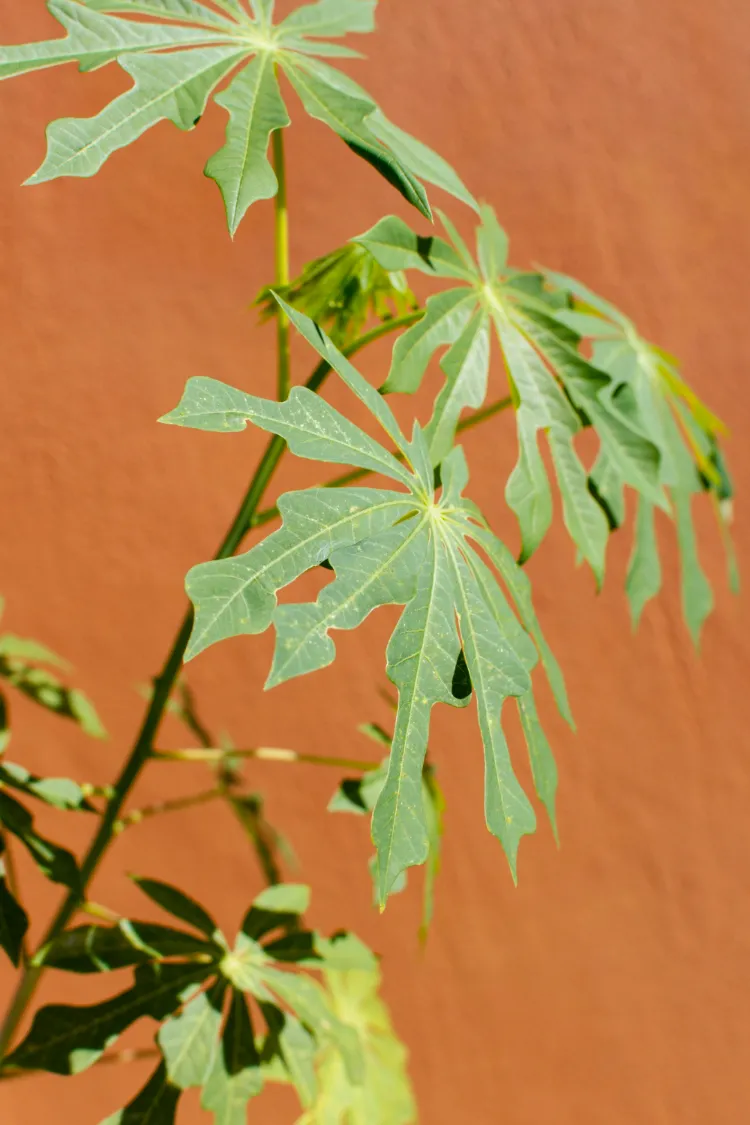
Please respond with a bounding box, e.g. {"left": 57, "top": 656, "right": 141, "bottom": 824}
{"left": 355, "top": 210, "right": 667, "bottom": 587}
{"left": 163, "top": 305, "right": 570, "bottom": 902}
{"left": 1, "top": 0, "right": 476, "bottom": 235}
{"left": 542, "top": 267, "right": 735, "bottom": 641}
{"left": 37, "top": 920, "right": 221, "bottom": 973}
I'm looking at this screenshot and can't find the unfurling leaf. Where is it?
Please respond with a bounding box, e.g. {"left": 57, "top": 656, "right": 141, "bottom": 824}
{"left": 165, "top": 309, "right": 570, "bottom": 902}
{"left": 131, "top": 876, "right": 221, "bottom": 940}
{"left": 1, "top": 0, "right": 476, "bottom": 232}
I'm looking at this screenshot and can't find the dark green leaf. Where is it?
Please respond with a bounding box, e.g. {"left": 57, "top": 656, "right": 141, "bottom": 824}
{"left": 100, "top": 1061, "right": 181, "bottom": 1125}
{"left": 132, "top": 876, "right": 219, "bottom": 940}
{"left": 201, "top": 990, "right": 264, "bottom": 1123}
{"left": 37, "top": 921, "right": 220, "bottom": 974}
{"left": 0, "top": 858, "right": 29, "bottom": 967}
{"left": 0, "top": 791, "right": 80, "bottom": 890}
{"left": 6, "top": 961, "right": 212, "bottom": 1075}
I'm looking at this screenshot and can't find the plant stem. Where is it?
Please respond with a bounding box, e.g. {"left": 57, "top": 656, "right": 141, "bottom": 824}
{"left": 153, "top": 747, "right": 379, "bottom": 772}
{"left": 0, "top": 303, "right": 417, "bottom": 1061}
{"left": 272, "top": 128, "right": 291, "bottom": 401}
{"left": 114, "top": 787, "right": 223, "bottom": 833}
{"left": 253, "top": 393, "right": 515, "bottom": 528}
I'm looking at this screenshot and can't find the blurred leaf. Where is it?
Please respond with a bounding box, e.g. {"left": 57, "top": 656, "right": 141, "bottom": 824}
{"left": 201, "top": 989, "right": 264, "bottom": 1123}
{"left": 131, "top": 876, "right": 220, "bottom": 940}
{"left": 38, "top": 921, "right": 221, "bottom": 974}
{"left": 6, "top": 961, "right": 212, "bottom": 1075}
{"left": 0, "top": 855, "right": 29, "bottom": 967}
{"left": 0, "top": 790, "right": 80, "bottom": 890}
{"left": 298, "top": 967, "right": 416, "bottom": 1125}
{"left": 100, "top": 1061, "right": 181, "bottom": 1125}
{"left": 159, "top": 981, "right": 226, "bottom": 1090}
{"left": 0, "top": 653, "right": 106, "bottom": 738}
{"left": 0, "top": 761, "right": 94, "bottom": 811}
{"left": 0, "top": 635, "right": 69, "bottom": 668}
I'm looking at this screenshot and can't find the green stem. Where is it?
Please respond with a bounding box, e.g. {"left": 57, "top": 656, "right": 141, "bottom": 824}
{"left": 272, "top": 128, "right": 291, "bottom": 401}
{"left": 114, "top": 787, "right": 223, "bottom": 833}
{"left": 153, "top": 747, "right": 379, "bottom": 772}
{"left": 253, "top": 393, "right": 514, "bottom": 528}
{"left": 0, "top": 306, "right": 418, "bottom": 1061}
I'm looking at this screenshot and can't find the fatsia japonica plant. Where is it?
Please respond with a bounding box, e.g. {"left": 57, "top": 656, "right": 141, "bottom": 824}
{"left": 0, "top": 0, "right": 737, "bottom": 1122}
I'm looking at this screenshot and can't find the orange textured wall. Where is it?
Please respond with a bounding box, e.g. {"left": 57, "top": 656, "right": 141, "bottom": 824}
{"left": 1, "top": 2, "right": 750, "bottom": 1123}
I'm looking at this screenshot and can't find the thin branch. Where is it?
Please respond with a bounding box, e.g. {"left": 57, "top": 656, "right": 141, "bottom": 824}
{"left": 113, "top": 787, "right": 223, "bottom": 834}
{"left": 153, "top": 747, "right": 379, "bottom": 772}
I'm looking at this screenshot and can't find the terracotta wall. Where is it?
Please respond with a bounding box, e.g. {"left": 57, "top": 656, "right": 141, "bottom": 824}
{"left": 1, "top": 1, "right": 750, "bottom": 1122}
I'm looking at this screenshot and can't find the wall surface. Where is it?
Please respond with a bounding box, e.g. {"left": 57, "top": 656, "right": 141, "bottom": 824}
{"left": 1, "top": 2, "right": 750, "bottom": 1123}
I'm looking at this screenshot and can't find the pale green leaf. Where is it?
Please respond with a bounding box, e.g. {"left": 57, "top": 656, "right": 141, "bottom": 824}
{"left": 253, "top": 883, "right": 310, "bottom": 915}
{"left": 547, "top": 430, "right": 609, "bottom": 588}
{"left": 626, "top": 498, "right": 662, "bottom": 628}
{"left": 354, "top": 215, "right": 470, "bottom": 279}
{"left": 268, "top": 517, "right": 429, "bottom": 689}
{"left": 424, "top": 309, "right": 490, "bottom": 464}
{"left": 278, "top": 0, "right": 376, "bottom": 38}
{"left": 278, "top": 1014, "right": 318, "bottom": 1107}
{"left": 384, "top": 288, "right": 476, "bottom": 394}
{"left": 517, "top": 692, "right": 558, "bottom": 841}
{"left": 100, "top": 1062, "right": 181, "bottom": 1125}
{"left": 205, "top": 55, "right": 290, "bottom": 236}
{"left": 160, "top": 375, "right": 413, "bottom": 488}
{"left": 0, "top": 761, "right": 91, "bottom": 811}
{"left": 0, "top": 634, "right": 69, "bottom": 667}
{"left": 159, "top": 982, "right": 226, "bottom": 1090}
{"left": 504, "top": 413, "right": 553, "bottom": 563}
{"left": 476, "top": 203, "right": 508, "bottom": 280}
{"left": 367, "top": 108, "right": 479, "bottom": 213}
{"left": 281, "top": 56, "right": 431, "bottom": 219}
{"left": 28, "top": 46, "right": 244, "bottom": 184}
{"left": 185, "top": 489, "right": 416, "bottom": 661}
{"left": 0, "top": 0, "right": 229, "bottom": 81}
{"left": 674, "top": 491, "right": 714, "bottom": 646}
{"left": 201, "top": 990, "right": 264, "bottom": 1124}
{"left": 82, "top": 0, "right": 240, "bottom": 29}
{"left": 372, "top": 534, "right": 461, "bottom": 903}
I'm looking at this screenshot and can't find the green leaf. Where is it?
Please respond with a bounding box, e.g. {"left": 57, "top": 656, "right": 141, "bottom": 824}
{"left": 476, "top": 203, "right": 508, "bottom": 280}
{"left": 299, "top": 967, "right": 416, "bottom": 1125}
{"left": 253, "top": 883, "right": 310, "bottom": 915}
{"left": 184, "top": 489, "right": 417, "bottom": 661}
{"left": 0, "top": 0, "right": 228, "bottom": 81}
{"left": 278, "top": 0, "right": 377, "bottom": 38}
{"left": 626, "top": 498, "right": 662, "bottom": 628}
{"left": 37, "top": 921, "right": 220, "bottom": 973}
{"left": 100, "top": 1061, "right": 181, "bottom": 1125}
{"left": 204, "top": 54, "right": 290, "bottom": 237}
{"left": 371, "top": 534, "right": 462, "bottom": 903}
{"left": 132, "top": 876, "right": 219, "bottom": 939}
{"left": 0, "top": 635, "right": 69, "bottom": 668}
{"left": 365, "top": 109, "right": 479, "bottom": 213}
{"left": 277, "top": 1013, "right": 318, "bottom": 1107}
{"left": 674, "top": 491, "right": 714, "bottom": 646}
{"left": 201, "top": 990, "right": 264, "bottom": 1123}
{"left": 281, "top": 56, "right": 431, "bottom": 219}
{"left": 354, "top": 215, "right": 469, "bottom": 279}
{"left": 29, "top": 45, "right": 245, "bottom": 184}
{"left": 504, "top": 413, "right": 554, "bottom": 564}
{"left": 7, "top": 961, "right": 211, "bottom": 1075}
{"left": 0, "top": 858, "right": 29, "bottom": 968}
{"left": 0, "top": 761, "right": 92, "bottom": 811}
{"left": 547, "top": 429, "right": 609, "bottom": 588}
{"left": 384, "top": 288, "right": 477, "bottom": 394}
{"left": 81, "top": 1, "right": 239, "bottom": 30}
{"left": 516, "top": 692, "right": 558, "bottom": 841}
{"left": 0, "top": 656, "right": 106, "bottom": 738}
{"left": 424, "top": 309, "right": 490, "bottom": 464}
{"left": 161, "top": 375, "right": 413, "bottom": 488}
{"left": 159, "top": 981, "right": 226, "bottom": 1090}
{"left": 0, "top": 791, "right": 80, "bottom": 890}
